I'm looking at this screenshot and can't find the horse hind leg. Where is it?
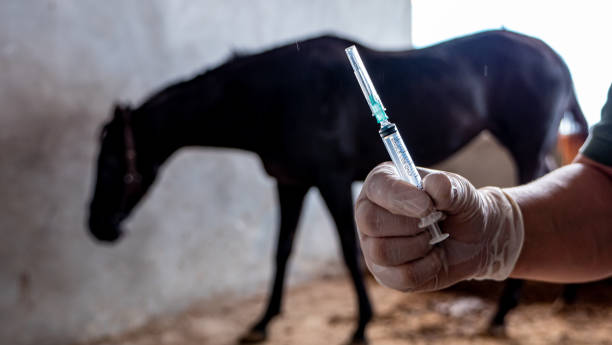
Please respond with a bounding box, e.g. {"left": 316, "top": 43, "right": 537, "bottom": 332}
{"left": 561, "top": 284, "right": 579, "bottom": 305}
{"left": 485, "top": 107, "right": 558, "bottom": 336}
{"left": 240, "top": 182, "right": 310, "bottom": 343}
{"left": 551, "top": 283, "right": 579, "bottom": 314}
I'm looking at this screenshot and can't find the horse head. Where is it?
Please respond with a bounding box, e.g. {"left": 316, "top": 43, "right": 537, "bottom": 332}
{"left": 87, "top": 103, "right": 158, "bottom": 242}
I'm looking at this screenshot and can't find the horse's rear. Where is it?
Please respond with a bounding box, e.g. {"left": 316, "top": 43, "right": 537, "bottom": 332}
{"left": 334, "top": 30, "right": 589, "bottom": 335}
{"left": 355, "top": 30, "right": 588, "bottom": 184}
{"left": 441, "top": 30, "right": 587, "bottom": 182}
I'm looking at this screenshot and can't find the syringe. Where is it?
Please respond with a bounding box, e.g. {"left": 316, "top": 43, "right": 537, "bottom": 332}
{"left": 345, "top": 45, "right": 449, "bottom": 245}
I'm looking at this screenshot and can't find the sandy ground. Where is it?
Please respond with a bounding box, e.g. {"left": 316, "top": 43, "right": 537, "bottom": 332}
{"left": 77, "top": 275, "right": 612, "bottom": 345}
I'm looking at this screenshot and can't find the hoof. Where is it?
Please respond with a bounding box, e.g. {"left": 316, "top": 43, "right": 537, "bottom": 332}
{"left": 551, "top": 295, "right": 579, "bottom": 315}
{"left": 344, "top": 334, "right": 368, "bottom": 345}
{"left": 551, "top": 301, "right": 576, "bottom": 315}
{"left": 483, "top": 324, "right": 507, "bottom": 338}
{"left": 239, "top": 329, "right": 267, "bottom": 344}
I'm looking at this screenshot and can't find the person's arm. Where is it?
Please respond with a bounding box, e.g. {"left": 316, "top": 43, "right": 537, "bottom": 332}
{"left": 508, "top": 154, "right": 612, "bottom": 282}
{"left": 358, "top": 83, "right": 612, "bottom": 291}
{"left": 355, "top": 156, "right": 612, "bottom": 292}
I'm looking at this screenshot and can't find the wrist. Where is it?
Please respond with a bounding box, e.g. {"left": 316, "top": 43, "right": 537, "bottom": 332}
{"left": 473, "top": 187, "right": 525, "bottom": 281}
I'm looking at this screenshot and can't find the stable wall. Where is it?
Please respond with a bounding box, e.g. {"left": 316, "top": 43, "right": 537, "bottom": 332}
{"left": 0, "top": 1, "right": 413, "bottom": 344}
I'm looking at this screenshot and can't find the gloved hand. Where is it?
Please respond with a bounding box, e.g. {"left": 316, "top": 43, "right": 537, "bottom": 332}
{"left": 355, "top": 162, "right": 524, "bottom": 292}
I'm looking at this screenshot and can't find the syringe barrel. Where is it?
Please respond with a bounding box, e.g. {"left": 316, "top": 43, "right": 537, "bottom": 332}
{"left": 379, "top": 123, "right": 450, "bottom": 245}
{"left": 379, "top": 123, "right": 423, "bottom": 189}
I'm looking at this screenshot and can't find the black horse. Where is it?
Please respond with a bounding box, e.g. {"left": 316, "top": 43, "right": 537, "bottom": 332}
{"left": 88, "top": 30, "right": 587, "bottom": 344}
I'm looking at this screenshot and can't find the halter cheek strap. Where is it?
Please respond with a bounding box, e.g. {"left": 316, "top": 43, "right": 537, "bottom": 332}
{"left": 120, "top": 108, "right": 143, "bottom": 210}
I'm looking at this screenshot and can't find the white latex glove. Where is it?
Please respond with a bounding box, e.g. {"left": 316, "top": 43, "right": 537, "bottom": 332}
{"left": 355, "top": 162, "right": 524, "bottom": 292}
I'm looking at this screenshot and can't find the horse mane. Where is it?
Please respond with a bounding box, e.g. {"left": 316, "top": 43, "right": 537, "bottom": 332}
{"left": 136, "top": 34, "right": 355, "bottom": 112}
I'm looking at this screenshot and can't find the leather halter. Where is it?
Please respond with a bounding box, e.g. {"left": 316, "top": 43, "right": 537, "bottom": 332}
{"left": 120, "top": 108, "right": 143, "bottom": 210}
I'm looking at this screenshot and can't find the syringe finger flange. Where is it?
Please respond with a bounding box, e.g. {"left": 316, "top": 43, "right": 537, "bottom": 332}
{"left": 418, "top": 211, "right": 444, "bottom": 228}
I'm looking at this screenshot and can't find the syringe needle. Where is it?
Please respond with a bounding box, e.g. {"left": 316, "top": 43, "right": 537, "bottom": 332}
{"left": 345, "top": 45, "right": 449, "bottom": 245}
{"left": 345, "top": 46, "right": 388, "bottom": 124}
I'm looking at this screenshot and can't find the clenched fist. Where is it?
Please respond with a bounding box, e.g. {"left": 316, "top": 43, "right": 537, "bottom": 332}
{"left": 355, "top": 162, "right": 524, "bottom": 292}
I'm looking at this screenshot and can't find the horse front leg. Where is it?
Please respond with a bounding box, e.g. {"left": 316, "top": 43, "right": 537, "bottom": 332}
{"left": 240, "top": 182, "right": 309, "bottom": 343}
{"left": 318, "top": 177, "right": 373, "bottom": 345}
{"left": 486, "top": 278, "right": 524, "bottom": 337}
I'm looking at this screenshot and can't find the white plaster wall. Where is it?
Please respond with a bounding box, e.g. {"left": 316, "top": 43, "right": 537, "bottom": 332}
{"left": 0, "top": 1, "right": 412, "bottom": 344}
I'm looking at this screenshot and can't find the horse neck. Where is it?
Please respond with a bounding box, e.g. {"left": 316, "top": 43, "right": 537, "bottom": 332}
{"left": 132, "top": 73, "right": 262, "bottom": 166}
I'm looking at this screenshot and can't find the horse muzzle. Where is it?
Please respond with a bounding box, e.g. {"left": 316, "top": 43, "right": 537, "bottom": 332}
{"left": 88, "top": 213, "right": 125, "bottom": 243}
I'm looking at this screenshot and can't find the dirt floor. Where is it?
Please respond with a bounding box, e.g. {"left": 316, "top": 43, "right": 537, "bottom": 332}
{"left": 78, "top": 275, "right": 612, "bottom": 345}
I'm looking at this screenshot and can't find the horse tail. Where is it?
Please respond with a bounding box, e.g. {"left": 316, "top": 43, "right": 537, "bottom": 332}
{"left": 557, "top": 87, "right": 589, "bottom": 165}
{"left": 568, "top": 87, "right": 589, "bottom": 137}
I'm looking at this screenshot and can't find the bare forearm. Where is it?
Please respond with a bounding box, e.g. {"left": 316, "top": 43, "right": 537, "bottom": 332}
{"left": 506, "top": 155, "right": 612, "bottom": 282}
